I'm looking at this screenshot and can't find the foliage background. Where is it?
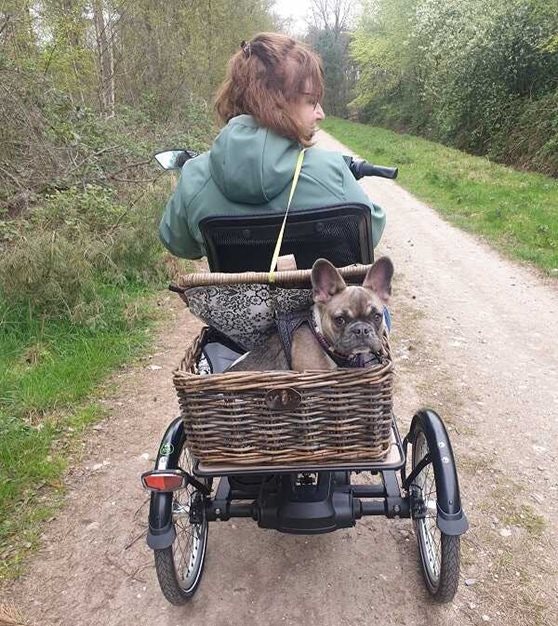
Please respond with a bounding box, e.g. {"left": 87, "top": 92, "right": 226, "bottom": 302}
{"left": 348, "top": 0, "right": 558, "bottom": 176}
{"left": 0, "top": 0, "right": 274, "bottom": 320}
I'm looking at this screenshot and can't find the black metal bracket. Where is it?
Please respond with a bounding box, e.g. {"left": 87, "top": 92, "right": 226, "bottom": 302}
{"left": 205, "top": 477, "right": 256, "bottom": 522}
{"left": 189, "top": 492, "right": 205, "bottom": 524}
{"left": 180, "top": 470, "right": 212, "bottom": 496}
{"left": 402, "top": 453, "right": 432, "bottom": 491}
{"left": 383, "top": 470, "right": 408, "bottom": 518}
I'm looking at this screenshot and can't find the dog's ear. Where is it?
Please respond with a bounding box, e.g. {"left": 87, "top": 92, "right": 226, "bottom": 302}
{"left": 362, "top": 257, "right": 394, "bottom": 303}
{"left": 311, "top": 259, "right": 347, "bottom": 303}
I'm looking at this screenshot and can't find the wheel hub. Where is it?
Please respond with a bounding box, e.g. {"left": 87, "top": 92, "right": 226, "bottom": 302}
{"left": 409, "top": 484, "right": 427, "bottom": 519}
{"left": 189, "top": 493, "right": 204, "bottom": 525}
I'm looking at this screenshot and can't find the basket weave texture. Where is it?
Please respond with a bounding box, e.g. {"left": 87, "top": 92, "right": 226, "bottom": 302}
{"left": 174, "top": 327, "right": 394, "bottom": 466}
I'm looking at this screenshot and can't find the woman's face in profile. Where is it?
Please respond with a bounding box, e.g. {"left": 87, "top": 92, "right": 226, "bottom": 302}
{"left": 293, "top": 84, "right": 325, "bottom": 137}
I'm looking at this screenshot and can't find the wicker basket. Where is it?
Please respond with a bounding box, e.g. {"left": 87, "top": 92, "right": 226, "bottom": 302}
{"left": 173, "top": 327, "right": 394, "bottom": 466}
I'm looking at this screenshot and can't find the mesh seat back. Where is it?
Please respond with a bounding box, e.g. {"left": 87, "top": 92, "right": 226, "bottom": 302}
{"left": 199, "top": 203, "right": 373, "bottom": 273}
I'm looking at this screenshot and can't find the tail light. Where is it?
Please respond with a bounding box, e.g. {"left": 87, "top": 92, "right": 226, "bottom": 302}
{"left": 141, "top": 470, "right": 186, "bottom": 492}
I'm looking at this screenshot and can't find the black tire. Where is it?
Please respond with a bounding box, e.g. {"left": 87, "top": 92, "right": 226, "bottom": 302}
{"left": 411, "top": 426, "right": 460, "bottom": 603}
{"left": 153, "top": 446, "right": 210, "bottom": 605}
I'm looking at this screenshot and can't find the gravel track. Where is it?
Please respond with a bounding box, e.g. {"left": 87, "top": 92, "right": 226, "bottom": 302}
{"left": 2, "top": 130, "right": 557, "bottom": 626}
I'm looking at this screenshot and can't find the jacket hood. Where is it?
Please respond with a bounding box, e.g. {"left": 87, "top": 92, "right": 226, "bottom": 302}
{"left": 208, "top": 115, "right": 300, "bottom": 204}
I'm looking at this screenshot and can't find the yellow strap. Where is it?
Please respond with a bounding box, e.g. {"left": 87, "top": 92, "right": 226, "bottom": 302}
{"left": 269, "top": 149, "right": 306, "bottom": 281}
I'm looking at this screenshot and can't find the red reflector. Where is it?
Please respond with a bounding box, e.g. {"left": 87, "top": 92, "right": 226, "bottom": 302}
{"left": 142, "top": 473, "right": 184, "bottom": 491}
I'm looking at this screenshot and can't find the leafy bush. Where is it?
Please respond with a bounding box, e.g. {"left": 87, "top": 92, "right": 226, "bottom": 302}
{"left": 31, "top": 186, "right": 124, "bottom": 235}
{"left": 0, "top": 230, "right": 97, "bottom": 316}
{"left": 489, "top": 92, "right": 558, "bottom": 176}
{"left": 0, "top": 71, "right": 214, "bottom": 322}
{"left": 0, "top": 182, "right": 182, "bottom": 321}
{"left": 103, "top": 191, "right": 171, "bottom": 286}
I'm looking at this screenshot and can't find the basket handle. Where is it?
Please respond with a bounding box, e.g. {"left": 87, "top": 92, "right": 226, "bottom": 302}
{"left": 172, "top": 264, "right": 372, "bottom": 290}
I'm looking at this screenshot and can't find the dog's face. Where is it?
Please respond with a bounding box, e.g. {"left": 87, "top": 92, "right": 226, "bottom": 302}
{"left": 311, "top": 257, "right": 394, "bottom": 356}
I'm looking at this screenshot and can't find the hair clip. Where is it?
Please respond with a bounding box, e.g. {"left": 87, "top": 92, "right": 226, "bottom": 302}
{"left": 240, "top": 40, "right": 252, "bottom": 59}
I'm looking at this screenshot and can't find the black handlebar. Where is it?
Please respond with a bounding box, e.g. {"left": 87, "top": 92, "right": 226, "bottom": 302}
{"left": 343, "top": 156, "right": 398, "bottom": 180}
{"left": 157, "top": 149, "right": 398, "bottom": 181}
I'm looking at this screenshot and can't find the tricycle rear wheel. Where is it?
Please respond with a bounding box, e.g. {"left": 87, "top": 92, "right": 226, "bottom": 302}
{"left": 153, "top": 446, "right": 211, "bottom": 605}
{"left": 411, "top": 426, "right": 460, "bottom": 603}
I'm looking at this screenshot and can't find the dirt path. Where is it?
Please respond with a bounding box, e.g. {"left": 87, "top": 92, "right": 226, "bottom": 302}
{"left": 2, "top": 131, "right": 558, "bottom": 626}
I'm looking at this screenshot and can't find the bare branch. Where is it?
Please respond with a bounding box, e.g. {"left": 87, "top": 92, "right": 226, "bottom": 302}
{"left": 307, "top": 0, "right": 355, "bottom": 35}
{"left": 0, "top": 14, "right": 10, "bottom": 38}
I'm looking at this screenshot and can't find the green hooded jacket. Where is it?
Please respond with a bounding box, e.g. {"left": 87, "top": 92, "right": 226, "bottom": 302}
{"left": 159, "top": 115, "right": 385, "bottom": 259}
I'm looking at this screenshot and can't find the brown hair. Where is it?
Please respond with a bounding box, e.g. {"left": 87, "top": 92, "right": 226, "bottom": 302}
{"left": 214, "top": 32, "right": 324, "bottom": 146}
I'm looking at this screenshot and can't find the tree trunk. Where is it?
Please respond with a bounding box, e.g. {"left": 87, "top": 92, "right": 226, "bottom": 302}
{"left": 93, "top": 0, "right": 115, "bottom": 117}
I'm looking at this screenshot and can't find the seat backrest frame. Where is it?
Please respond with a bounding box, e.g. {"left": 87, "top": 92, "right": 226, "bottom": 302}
{"left": 199, "top": 203, "right": 374, "bottom": 273}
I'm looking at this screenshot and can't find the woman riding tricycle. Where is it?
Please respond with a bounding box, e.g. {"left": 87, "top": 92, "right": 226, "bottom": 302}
{"left": 142, "top": 32, "right": 468, "bottom": 605}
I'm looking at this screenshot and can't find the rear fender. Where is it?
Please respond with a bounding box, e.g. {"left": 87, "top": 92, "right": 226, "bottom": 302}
{"left": 146, "top": 417, "right": 186, "bottom": 550}
{"left": 407, "top": 409, "right": 468, "bottom": 536}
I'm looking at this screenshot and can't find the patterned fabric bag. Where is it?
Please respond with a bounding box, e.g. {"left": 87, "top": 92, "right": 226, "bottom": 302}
{"left": 183, "top": 149, "right": 311, "bottom": 351}
{"left": 184, "top": 284, "right": 313, "bottom": 351}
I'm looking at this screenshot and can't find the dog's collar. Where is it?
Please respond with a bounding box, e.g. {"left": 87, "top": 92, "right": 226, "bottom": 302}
{"left": 311, "top": 308, "right": 381, "bottom": 368}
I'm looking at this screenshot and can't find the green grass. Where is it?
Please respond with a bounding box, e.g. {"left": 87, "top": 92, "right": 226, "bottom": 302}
{"left": 0, "top": 284, "right": 161, "bottom": 579}
{"left": 503, "top": 504, "right": 547, "bottom": 539}
{"left": 321, "top": 118, "right": 558, "bottom": 274}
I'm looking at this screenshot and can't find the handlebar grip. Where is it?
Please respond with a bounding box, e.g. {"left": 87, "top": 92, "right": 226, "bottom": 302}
{"left": 343, "top": 156, "right": 398, "bottom": 180}
{"left": 355, "top": 161, "right": 398, "bottom": 180}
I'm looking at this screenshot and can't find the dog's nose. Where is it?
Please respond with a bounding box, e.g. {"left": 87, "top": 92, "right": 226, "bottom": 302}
{"left": 351, "top": 323, "right": 370, "bottom": 336}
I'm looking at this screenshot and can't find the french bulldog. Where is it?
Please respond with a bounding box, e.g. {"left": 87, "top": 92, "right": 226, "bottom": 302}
{"left": 227, "top": 256, "right": 394, "bottom": 372}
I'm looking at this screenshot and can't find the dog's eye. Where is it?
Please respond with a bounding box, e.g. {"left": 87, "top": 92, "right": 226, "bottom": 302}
{"left": 373, "top": 312, "right": 383, "bottom": 322}
{"left": 334, "top": 316, "right": 345, "bottom": 327}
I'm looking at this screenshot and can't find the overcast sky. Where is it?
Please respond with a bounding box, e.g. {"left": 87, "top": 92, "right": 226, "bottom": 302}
{"left": 272, "top": 0, "right": 312, "bottom": 35}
